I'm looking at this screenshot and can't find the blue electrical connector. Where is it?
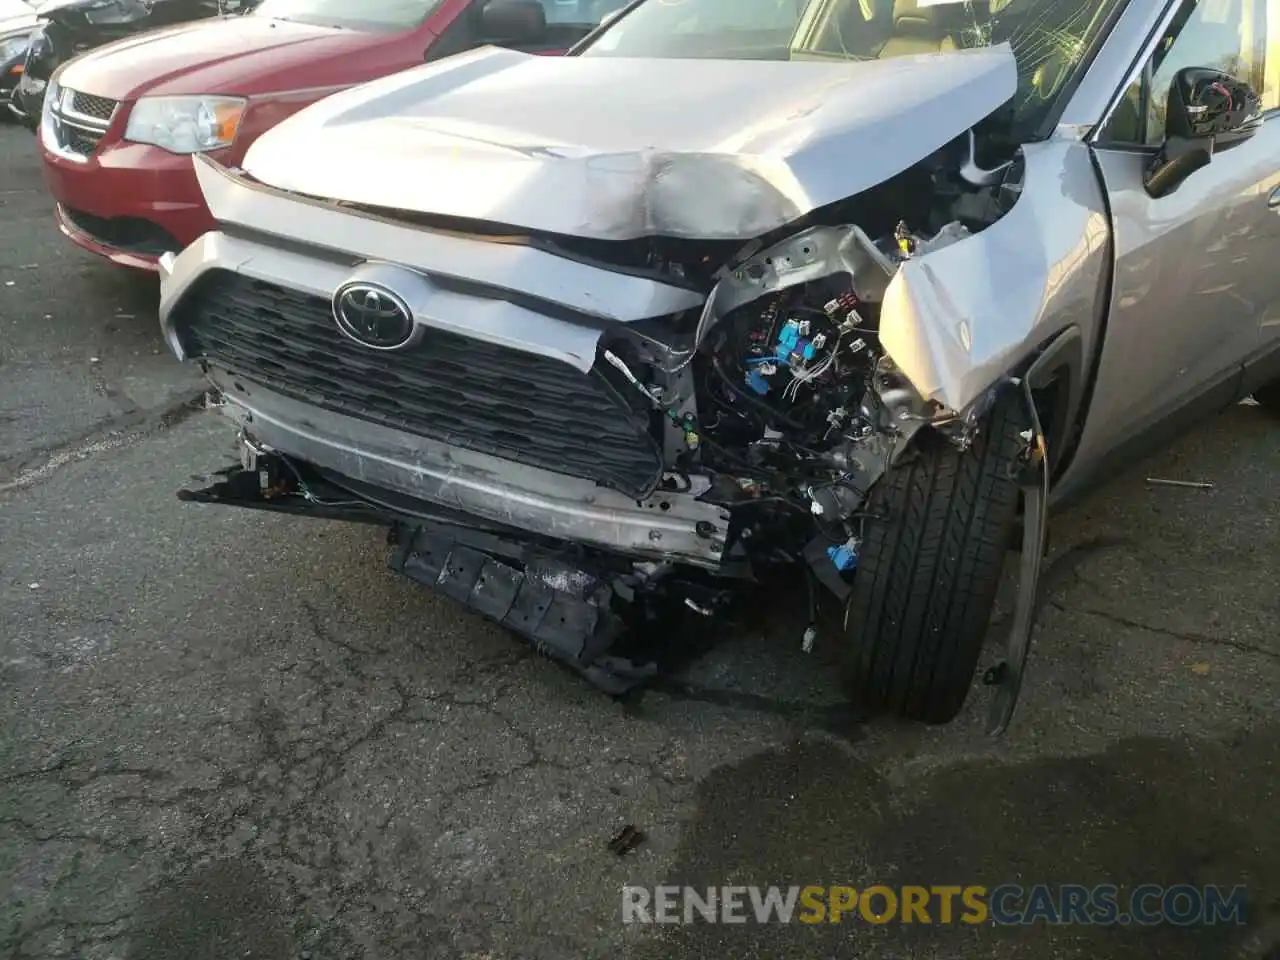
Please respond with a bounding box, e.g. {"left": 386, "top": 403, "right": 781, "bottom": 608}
{"left": 744, "top": 319, "right": 818, "bottom": 395}
{"left": 745, "top": 368, "right": 772, "bottom": 395}
{"left": 827, "top": 542, "right": 858, "bottom": 571}
{"left": 776, "top": 320, "right": 818, "bottom": 364}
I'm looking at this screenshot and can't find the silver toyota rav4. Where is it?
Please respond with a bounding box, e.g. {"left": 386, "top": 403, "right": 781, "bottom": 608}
{"left": 157, "top": 0, "right": 1280, "bottom": 728}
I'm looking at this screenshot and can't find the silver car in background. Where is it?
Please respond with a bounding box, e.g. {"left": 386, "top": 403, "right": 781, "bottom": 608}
{"left": 157, "top": 0, "right": 1280, "bottom": 729}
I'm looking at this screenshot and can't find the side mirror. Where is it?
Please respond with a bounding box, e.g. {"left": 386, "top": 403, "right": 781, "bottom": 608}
{"left": 1144, "top": 67, "right": 1262, "bottom": 199}
{"left": 478, "top": 0, "right": 547, "bottom": 46}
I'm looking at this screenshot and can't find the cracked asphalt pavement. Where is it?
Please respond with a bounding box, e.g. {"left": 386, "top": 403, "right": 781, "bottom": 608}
{"left": 2, "top": 124, "right": 1279, "bottom": 960}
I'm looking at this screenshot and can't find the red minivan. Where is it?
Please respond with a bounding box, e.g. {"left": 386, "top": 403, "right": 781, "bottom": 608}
{"left": 39, "top": 0, "right": 626, "bottom": 270}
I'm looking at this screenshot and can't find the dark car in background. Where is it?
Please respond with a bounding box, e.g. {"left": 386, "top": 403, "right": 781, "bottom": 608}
{"left": 11, "top": 0, "right": 257, "bottom": 126}
{"left": 0, "top": 0, "right": 40, "bottom": 118}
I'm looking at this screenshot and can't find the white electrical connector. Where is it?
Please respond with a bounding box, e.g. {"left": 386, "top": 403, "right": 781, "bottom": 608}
{"left": 603, "top": 349, "right": 659, "bottom": 406}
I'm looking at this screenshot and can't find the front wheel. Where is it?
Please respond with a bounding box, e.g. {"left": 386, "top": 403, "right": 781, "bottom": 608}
{"left": 838, "top": 396, "right": 1027, "bottom": 724}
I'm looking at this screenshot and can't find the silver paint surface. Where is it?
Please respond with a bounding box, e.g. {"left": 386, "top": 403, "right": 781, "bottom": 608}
{"left": 193, "top": 155, "right": 704, "bottom": 324}
{"left": 1054, "top": 104, "right": 1280, "bottom": 497}
{"left": 239, "top": 43, "right": 1018, "bottom": 241}
{"left": 879, "top": 139, "right": 1111, "bottom": 413}
{"left": 159, "top": 231, "right": 613, "bottom": 373}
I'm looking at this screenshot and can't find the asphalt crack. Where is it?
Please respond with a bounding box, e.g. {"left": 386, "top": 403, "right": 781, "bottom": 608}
{"left": 1056, "top": 601, "right": 1280, "bottom": 662}
{"left": 1, "top": 762, "right": 169, "bottom": 790}
{"left": 0, "top": 816, "right": 145, "bottom": 854}
{"left": 0, "top": 390, "right": 210, "bottom": 495}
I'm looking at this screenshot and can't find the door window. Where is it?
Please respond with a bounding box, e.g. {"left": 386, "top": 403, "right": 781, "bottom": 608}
{"left": 1101, "top": 0, "right": 1272, "bottom": 145}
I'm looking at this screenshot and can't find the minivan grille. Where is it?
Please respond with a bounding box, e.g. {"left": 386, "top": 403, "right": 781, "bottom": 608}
{"left": 49, "top": 87, "right": 116, "bottom": 158}
{"left": 69, "top": 91, "right": 117, "bottom": 122}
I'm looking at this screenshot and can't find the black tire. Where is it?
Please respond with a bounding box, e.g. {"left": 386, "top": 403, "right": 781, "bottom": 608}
{"left": 1254, "top": 380, "right": 1280, "bottom": 418}
{"left": 839, "top": 396, "right": 1026, "bottom": 724}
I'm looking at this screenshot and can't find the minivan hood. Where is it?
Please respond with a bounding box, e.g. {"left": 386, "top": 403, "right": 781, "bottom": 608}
{"left": 240, "top": 44, "right": 1018, "bottom": 242}
{"left": 0, "top": 12, "right": 36, "bottom": 34}
{"left": 57, "top": 15, "right": 391, "bottom": 100}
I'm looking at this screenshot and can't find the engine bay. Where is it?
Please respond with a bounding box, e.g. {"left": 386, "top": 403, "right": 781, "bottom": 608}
{"left": 589, "top": 128, "right": 1026, "bottom": 584}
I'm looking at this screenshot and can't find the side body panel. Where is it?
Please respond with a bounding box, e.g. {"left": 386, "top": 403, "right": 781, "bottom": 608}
{"left": 1243, "top": 125, "right": 1280, "bottom": 393}
{"left": 1054, "top": 0, "right": 1280, "bottom": 499}
{"left": 1071, "top": 121, "right": 1280, "bottom": 460}
{"left": 878, "top": 139, "right": 1111, "bottom": 414}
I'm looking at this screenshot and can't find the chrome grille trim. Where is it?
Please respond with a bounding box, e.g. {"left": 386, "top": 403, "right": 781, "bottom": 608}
{"left": 47, "top": 86, "right": 114, "bottom": 159}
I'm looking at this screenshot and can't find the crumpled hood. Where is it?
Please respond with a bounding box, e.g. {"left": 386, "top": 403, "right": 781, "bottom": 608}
{"left": 240, "top": 44, "right": 1018, "bottom": 242}
{"left": 56, "top": 15, "right": 390, "bottom": 100}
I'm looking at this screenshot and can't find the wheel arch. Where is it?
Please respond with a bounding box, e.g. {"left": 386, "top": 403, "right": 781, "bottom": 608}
{"left": 1022, "top": 324, "right": 1086, "bottom": 479}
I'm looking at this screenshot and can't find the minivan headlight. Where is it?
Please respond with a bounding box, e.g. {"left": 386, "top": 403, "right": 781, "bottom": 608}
{"left": 124, "top": 95, "right": 246, "bottom": 154}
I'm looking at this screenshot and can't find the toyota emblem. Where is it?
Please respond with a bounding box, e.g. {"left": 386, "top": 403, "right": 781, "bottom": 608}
{"left": 332, "top": 281, "right": 415, "bottom": 350}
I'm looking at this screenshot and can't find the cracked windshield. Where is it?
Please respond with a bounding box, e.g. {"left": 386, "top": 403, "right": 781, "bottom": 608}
{"left": 586, "top": 0, "right": 1125, "bottom": 135}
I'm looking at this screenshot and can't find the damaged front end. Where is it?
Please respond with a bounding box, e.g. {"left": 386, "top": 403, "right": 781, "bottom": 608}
{"left": 163, "top": 46, "right": 1108, "bottom": 710}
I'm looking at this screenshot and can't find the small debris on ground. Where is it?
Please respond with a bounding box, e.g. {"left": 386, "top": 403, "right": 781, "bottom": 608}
{"left": 801, "top": 625, "right": 817, "bottom": 653}
{"left": 1191, "top": 662, "right": 1211, "bottom": 676}
{"left": 1145, "top": 478, "right": 1214, "bottom": 490}
{"left": 608, "top": 824, "right": 645, "bottom": 856}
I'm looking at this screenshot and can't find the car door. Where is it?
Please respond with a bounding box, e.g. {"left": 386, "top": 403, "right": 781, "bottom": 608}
{"left": 1070, "top": 0, "right": 1280, "bottom": 469}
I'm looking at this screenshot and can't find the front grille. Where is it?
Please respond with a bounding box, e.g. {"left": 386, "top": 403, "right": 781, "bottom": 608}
{"left": 50, "top": 87, "right": 113, "bottom": 157}
{"left": 60, "top": 206, "right": 179, "bottom": 254}
{"left": 60, "top": 128, "right": 103, "bottom": 156}
{"left": 172, "top": 271, "right": 664, "bottom": 498}
{"left": 69, "top": 91, "right": 117, "bottom": 122}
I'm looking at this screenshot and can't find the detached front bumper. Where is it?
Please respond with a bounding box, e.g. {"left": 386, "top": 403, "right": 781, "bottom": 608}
{"left": 182, "top": 430, "right": 721, "bottom": 694}
{"left": 197, "top": 372, "right": 730, "bottom": 568}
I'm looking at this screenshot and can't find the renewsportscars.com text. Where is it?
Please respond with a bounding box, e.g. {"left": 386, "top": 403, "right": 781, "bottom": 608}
{"left": 621, "top": 884, "right": 1248, "bottom": 926}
